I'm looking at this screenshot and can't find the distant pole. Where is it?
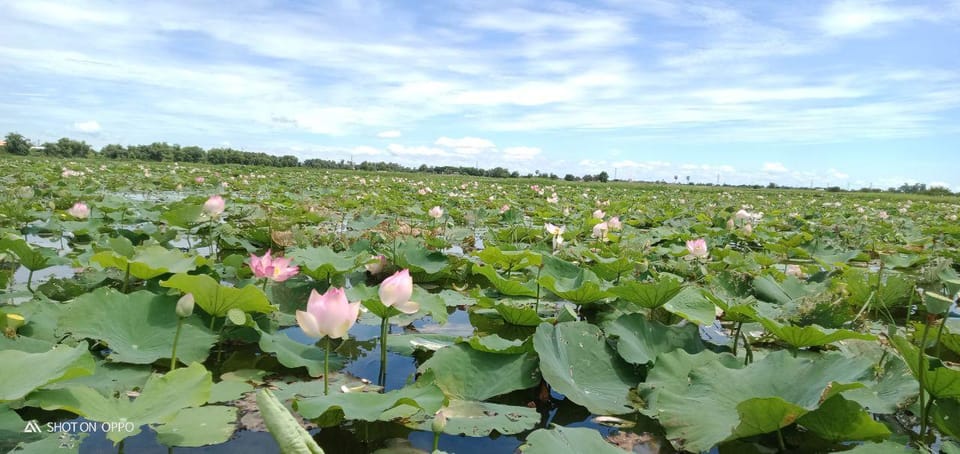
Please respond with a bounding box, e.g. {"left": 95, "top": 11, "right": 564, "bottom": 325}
{"left": 716, "top": 173, "right": 720, "bottom": 185}
{"left": 614, "top": 168, "right": 618, "bottom": 180}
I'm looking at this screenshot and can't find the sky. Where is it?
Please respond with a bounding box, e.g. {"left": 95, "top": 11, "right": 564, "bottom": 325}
{"left": 1, "top": 0, "right": 959, "bottom": 190}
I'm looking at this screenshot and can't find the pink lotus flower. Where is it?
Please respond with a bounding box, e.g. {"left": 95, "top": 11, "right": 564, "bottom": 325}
{"left": 500, "top": 204, "right": 510, "bottom": 214}
{"left": 686, "top": 238, "right": 708, "bottom": 259}
{"left": 742, "top": 223, "right": 753, "bottom": 235}
{"left": 379, "top": 269, "right": 419, "bottom": 314}
{"left": 607, "top": 216, "right": 622, "bottom": 230}
{"left": 592, "top": 221, "right": 609, "bottom": 241}
{"left": 203, "top": 195, "right": 225, "bottom": 217}
{"left": 428, "top": 206, "right": 444, "bottom": 219}
{"left": 785, "top": 264, "right": 803, "bottom": 278}
{"left": 296, "top": 288, "right": 361, "bottom": 339}
{"left": 67, "top": 202, "right": 90, "bottom": 219}
{"left": 250, "top": 250, "right": 299, "bottom": 282}
{"left": 593, "top": 209, "right": 605, "bottom": 219}
{"left": 195, "top": 176, "right": 205, "bottom": 184}
{"left": 365, "top": 254, "right": 387, "bottom": 274}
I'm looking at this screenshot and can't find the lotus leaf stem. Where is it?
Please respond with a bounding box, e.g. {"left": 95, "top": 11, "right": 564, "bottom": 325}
{"left": 170, "top": 317, "right": 184, "bottom": 370}
{"left": 379, "top": 315, "right": 389, "bottom": 388}
{"left": 324, "top": 336, "right": 331, "bottom": 395}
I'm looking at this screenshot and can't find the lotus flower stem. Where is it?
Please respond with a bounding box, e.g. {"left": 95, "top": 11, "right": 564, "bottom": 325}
{"left": 934, "top": 318, "right": 947, "bottom": 359}
{"left": 917, "top": 320, "right": 931, "bottom": 437}
{"left": 432, "top": 432, "right": 440, "bottom": 451}
{"left": 170, "top": 317, "right": 184, "bottom": 371}
{"left": 216, "top": 322, "right": 227, "bottom": 364}
{"left": 378, "top": 315, "right": 389, "bottom": 387}
{"left": 262, "top": 278, "right": 268, "bottom": 293}
{"left": 324, "top": 336, "right": 331, "bottom": 395}
{"left": 732, "top": 321, "right": 743, "bottom": 356}
{"left": 123, "top": 263, "right": 131, "bottom": 293}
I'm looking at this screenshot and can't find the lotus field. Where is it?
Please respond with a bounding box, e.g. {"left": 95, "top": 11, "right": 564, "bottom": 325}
{"left": 3, "top": 156, "right": 960, "bottom": 453}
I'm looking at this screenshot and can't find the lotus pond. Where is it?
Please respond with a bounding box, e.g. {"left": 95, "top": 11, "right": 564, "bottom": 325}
{"left": 1, "top": 156, "right": 960, "bottom": 453}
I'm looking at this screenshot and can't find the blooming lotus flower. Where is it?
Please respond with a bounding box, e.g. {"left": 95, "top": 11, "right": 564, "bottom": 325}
{"left": 734, "top": 209, "right": 751, "bottom": 220}
{"left": 544, "top": 223, "right": 564, "bottom": 236}
{"left": 500, "top": 204, "right": 510, "bottom": 214}
{"left": 686, "top": 238, "right": 708, "bottom": 259}
{"left": 203, "top": 195, "right": 225, "bottom": 217}
{"left": 296, "top": 288, "right": 361, "bottom": 339}
{"left": 250, "top": 250, "right": 299, "bottom": 282}
{"left": 592, "top": 221, "right": 609, "bottom": 241}
{"left": 195, "top": 176, "right": 205, "bottom": 184}
{"left": 607, "top": 216, "right": 622, "bottom": 230}
{"left": 176, "top": 293, "right": 195, "bottom": 317}
{"left": 428, "top": 206, "right": 444, "bottom": 219}
{"left": 546, "top": 193, "right": 558, "bottom": 204}
{"left": 878, "top": 211, "right": 889, "bottom": 220}
{"left": 365, "top": 254, "right": 387, "bottom": 274}
{"left": 67, "top": 202, "right": 90, "bottom": 219}
{"left": 379, "top": 269, "right": 419, "bottom": 314}
{"left": 593, "top": 209, "right": 605, "bottom": 219}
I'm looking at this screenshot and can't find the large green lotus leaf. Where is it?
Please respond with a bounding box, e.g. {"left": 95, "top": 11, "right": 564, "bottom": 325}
{"left": 0, "top": 404, "right": 46, "bottom": 450}
{"left": 161, "top": 273, "right": 275, "bottom": 317}
{"left": 882, "top": 253, "right": 922, "bottom": 269}
{"left": 752, "top": 275, "right": 825, "bottom": 305}
{"left": 7, "top": 298, "right": 71, "bottom": 344}
{"left": 796, "top": 394, "right": 891, "bottom": 441}
{"left": 472, "top": 263, "right": 538, "bottom": 297}
{"left": 520, "top": 425, "right": 626, "bottom": 454}
{"left": 154, "top": 405, "right": 238, "bottom": 447}
{"left": 0, "top": 235, "right": 67, "bottom": 271}
{"left": 476, "top": 247, "right": 541, "bottom": 270}
{"left": 294, "top": 378, "right": 445, "bottom": 423}
{"left": 583, "top": 251, "right": 635, "bottom": 282}
{"left": 753, "top": 316, "right": 876, "bottom": 348}
{"left": 931, "top": 398, "right": 960, "bottom": 438}
{"left": 59, "top": 288, "right": 217, "bottom": 365}
{"left": 405, "top": 399, "right": 539, "bottom": 437}
{"left": 418, "top": 344, "right": 540, "bottom": 401}
{"left": 160, "top": 201, "right": 205, "bottom": 228}
{"left": 286, "top": 246, "right": 358, "bottom": 281}
{"left": 494, "top": 302, "right": 543, "bottom": 326}
{"left": 208, "top": 380, "right": 254, "bottom": 404}
{"left": 608, "top": 276, "right": 683, "bottom": 309}
{"left": 91, "top": 245, "right": 205, "bottom": 280}
{"left": 639, "top": 349, "right": 743, "bottom": 418}
{"left": 841, "top": 353, "right": 917, "bottom": 415}
{"left": 5, "top": 433, "right": 89, "bottom": 454}
{"left": 29, "top": 362, "right": 212, "bottom": 443}
{"left": 604, "top": 313, "right": 703, "bottom": 365}
{"left": 256, "top": 327, "right": 344, "bottom": 378}
{"left": 640, "top": 350, "right": 876, "bottom": 452}
{"left": 843, "top": 441, "right": 916, "bottom": 453}
{"left": 891, "top": 335, "right": 960, "bottom": 399}
{"left": 662, "top": 286, "right": 717, "bottom": 325}
{"left": 943, "top": 318, "right": 960, "bottom": 356}
{"left": 46, "top": 361, "right": 153, "bottom": 397}
{"left": 396, "top": 239, "right": 449, "bottom": 275}
{"left": 0, "top": 344, "right": 95, "bottom": 401}
{"left": 538, "top": 254, "right": 610, "bottom": 304}
{"left": 406, "top": 285, "right": 448, "bottom": 325}
{"left": 257, "top": 389, "right": 325, "bottom": 454}
{"left": 386, "top": 333, "right": 460, "bottom": 355}
{"left": 802, "top": 243, "right": 860, "bottom": 267}
{"left": 466, "top": 333, "right": 533, "bottom": 355}
{"left": 533, "top": 322, "right": 637, "bottom": 415}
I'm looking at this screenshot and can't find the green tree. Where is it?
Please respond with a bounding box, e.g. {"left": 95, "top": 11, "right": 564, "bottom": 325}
{"left": 3, "top": 133, "right": 31, "bottom": 155}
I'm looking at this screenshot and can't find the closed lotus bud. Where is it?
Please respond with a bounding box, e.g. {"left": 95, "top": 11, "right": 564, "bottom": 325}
{"left": 176, "top": 293, "right": 195, "bottom": 318}
{"left": 432, "top": 409, "right": 447, "bottom": 433}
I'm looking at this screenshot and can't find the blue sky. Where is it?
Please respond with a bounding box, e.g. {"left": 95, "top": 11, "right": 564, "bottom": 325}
{"left": 1, "top": 0, "right": 958, "bottom": 189}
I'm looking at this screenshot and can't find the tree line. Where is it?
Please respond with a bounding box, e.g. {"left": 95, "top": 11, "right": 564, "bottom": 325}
{"left": 1, "top": 132, "right": 612, "bottom": 181}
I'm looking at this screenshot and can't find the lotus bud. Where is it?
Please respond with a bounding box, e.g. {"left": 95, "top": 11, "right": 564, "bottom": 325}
{"left": 176, "top": 293, "right": 195, "bottom": 318}
{"left": 432, "top": 409, "right": 447, "bottom": 434}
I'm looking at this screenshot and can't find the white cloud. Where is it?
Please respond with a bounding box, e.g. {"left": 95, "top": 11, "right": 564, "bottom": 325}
{"left": 501, "top": 146, "right": 542, "bottom": 161}
{"left": 828, "top": 168, "right": 850, "bottom": 179}
{"left": 386, "top": 143, "right": 449, "bottom": 157}
{"left": 73, "top": 120, "right": 101, "bottom": 133}
{"left": 352, "top": 145, "right": 382, "bottom": 156}
{"left": 762, "top": 162, "right": 788, "bottom": 173}
{"left": 819, "top": 0, "right": 932, "bottom": 36}
{"left": 376, "top": 130, "right": 401, "bottom": 138}
{"left": 434, "top": 136, "right": 496, "bottom": 149}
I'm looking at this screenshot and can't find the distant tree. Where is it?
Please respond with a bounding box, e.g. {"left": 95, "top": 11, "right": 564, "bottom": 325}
{"left": 596, "top": 171, "right": 609, "bottom": 183}
{"left": 3, "top": 133, "right": 30, "bottom": 155}
{"left": 564, "top": 174, "right": 577, "bottom": 181}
